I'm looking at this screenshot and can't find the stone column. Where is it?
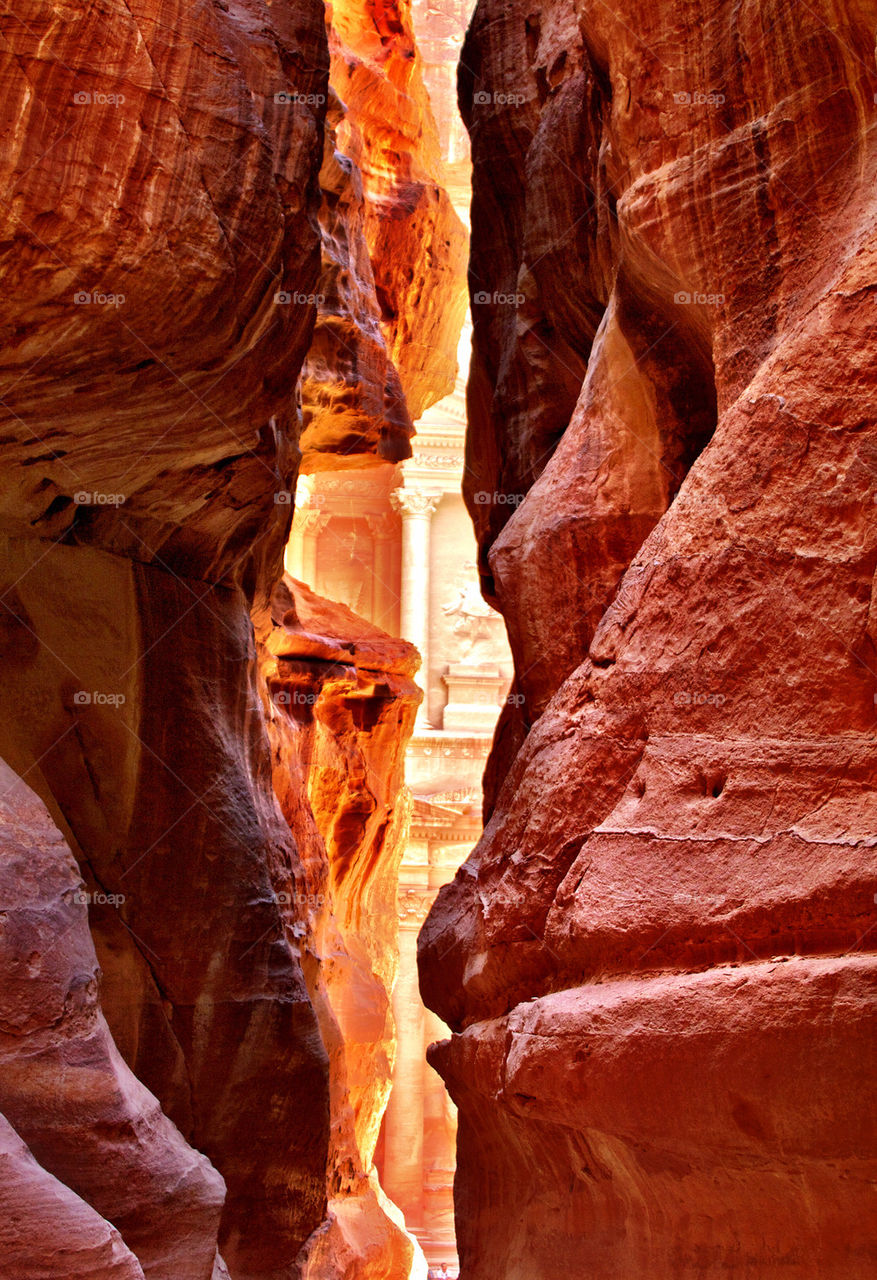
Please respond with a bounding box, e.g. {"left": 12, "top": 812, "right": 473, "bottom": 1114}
{"left": 284, "top": 507, "right": 305, "bottom": 581}
{"left": 381, "top": 884, "right": 433, "bottom": 1233}
{"left": 299, "top": 510, "right": 330, "bottom": 589}
{"left": 390, "top": 489, "right": 438, "bottom": 720}
{"left": 366, "top": 512, "right": 399, "bottom": 634}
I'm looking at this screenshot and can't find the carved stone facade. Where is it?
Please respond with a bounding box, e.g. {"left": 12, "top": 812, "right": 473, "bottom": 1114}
{"left": 285, "top": 366, "right": 512, "bottom": 734}
{"left": 378, "top": 740, "right": 486, "bottom": 1270}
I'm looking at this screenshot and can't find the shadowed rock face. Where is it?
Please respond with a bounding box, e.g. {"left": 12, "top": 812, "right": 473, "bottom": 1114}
{"left": 0, "top": 760, "right": 226, "bottom": 1280}
{"left": 0, "top": 1110, "right": 145, "bottom": 1280}
{"left": 419, "top": 0, "right": 877, "bottom": 1274}
{"left": 0, "top": 0, "right": 463, "bottom": 1275}
{"left": 0, "top": 0, "right": 331, "bottom": 1269}
{"left": 0, "top": 0, "right": 329, "bottom": 587}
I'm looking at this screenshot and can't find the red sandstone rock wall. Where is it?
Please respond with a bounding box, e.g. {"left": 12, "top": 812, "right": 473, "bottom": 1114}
{"left": 420, "top": 0, "right": 877, "bottom": 1274}
{"left": 300, "top": 0, "right": 469, "bottom": 475}
{"left": 0, "top": 0, "right": 463, "bottom": 1274}
{"left": 327, "top": 0, "right": 468, "bottom": 423}
{"left": 299, "top": 0, "right": 468, "bottom": 466}
{"left": 0, "top": 761, "right": 226, "bottom": 1279}
{"left": 0, "top": 1, "right": 331, "bottom": 1271}
{"left": 260, "top": 577, "right": 424, "bottom": 1277}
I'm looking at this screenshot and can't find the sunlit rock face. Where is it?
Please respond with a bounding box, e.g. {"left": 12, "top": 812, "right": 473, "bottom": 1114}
{"left": 0, "top": 0, "right": 463, "bottom": 1275}
{"left": 326, "top": 0, "right": 469, "bottom": 425}
{"left": 300, "top": 0, "right": 469, "bottom": 472}
{"left": 420, "top": 0, "right": 877, "bottom": 1275}
{"left": 259, "top": 576, "right": 423, "bottom": 1279}
{"left": 299, "top": 85, "right": 415, "bottom": 470}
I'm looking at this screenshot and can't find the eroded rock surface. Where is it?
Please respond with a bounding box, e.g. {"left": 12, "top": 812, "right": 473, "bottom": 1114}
{"left": 328, "top": 0, "right": 468, "bottom": 424}
{"left": 0, "top": 0, "right": 463, "bottom": 1275}
{"left": 299, "top": 0, "right": 468, "bottom": 473}
{"left": 0, "top": 1113, "right": 145, "bottom": 1280}
{"left": 260, "top": 576, "right": 425, "bottom": 1278}
{"left": 0, "top": 760, "right": 226, "bottom": 1279}
{"left": 420, "top": 0, "right": 877, "bottom": 1274}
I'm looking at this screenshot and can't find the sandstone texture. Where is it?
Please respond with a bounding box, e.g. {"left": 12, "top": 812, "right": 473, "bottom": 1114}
{"left": 259, "top": 576, "right": 425, "bottom": 1279}
{"left": 0, "top": 759, "right": 226, "bottom": 1279}
{"left": 299, "top": 0, "right": 468, "bottom": 472}
{"left": 0, "top": 0, "right": 464, "bottom": 1274}
{"left": 326, "top": 0, "right": 469, "bottom": 425}
{"left": 0, "top": 0, "right": 328, "bottom": 585}
{"left": 420, "top": 0, "right": 877, "bottom": 1274}
{"left": 300, "top": 85, "right": 415, "bottom": 470}
{"left": 0, "top": 1113, "right": 145, "bottom": 1280}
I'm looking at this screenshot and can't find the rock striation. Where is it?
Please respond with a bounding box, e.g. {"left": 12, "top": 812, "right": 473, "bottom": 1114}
{"left": 0, "top": 0, "right": 464, "bottom": 1274}
{"left": 260, "top": 576, "right": 424, "bottom": 1278}
{"left": 327, "top": 0, "right": 469, "bottom": 425}
{"left": 0, "top": 0, "right": 331, "bottom": 1269}
{"left": 299, "top": 0, "right": 468, "bottom": 473}
{"left": 0, "top": 760, "right": 226, "bottom": 1280}
{"left": 420, "top": 0, "right": 877, "bottom": 1275}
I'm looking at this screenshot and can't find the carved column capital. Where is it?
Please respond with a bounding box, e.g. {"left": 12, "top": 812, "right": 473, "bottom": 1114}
{"left": 365, "top": 512, "right": 399, "bottom": 540}
{"left": 296, "top": 510, "right": 331, "bottom": 536}
{"left": 390, "top": 488, "right": 439, "bottom": 519}
{"left": 397, "top": 886, "right": 436, "bottom": 924}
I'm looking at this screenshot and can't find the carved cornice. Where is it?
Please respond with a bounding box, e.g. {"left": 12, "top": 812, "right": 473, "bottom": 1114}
{"left": 410, "top": 450, "right": 465, "bottom": 471}
{"left": 406, "top": 736, "right": 493, "bottom": 758}
{"left": 410, "top": 824, "right": 481, "bottom": 841}
{"left": 313, "top": 472, "right": 397, "bottom": 495}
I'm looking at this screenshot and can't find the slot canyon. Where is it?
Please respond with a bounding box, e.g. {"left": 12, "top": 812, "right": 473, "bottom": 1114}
{"left": 0, "top": 0, "right": 875, "bottom": 1277}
